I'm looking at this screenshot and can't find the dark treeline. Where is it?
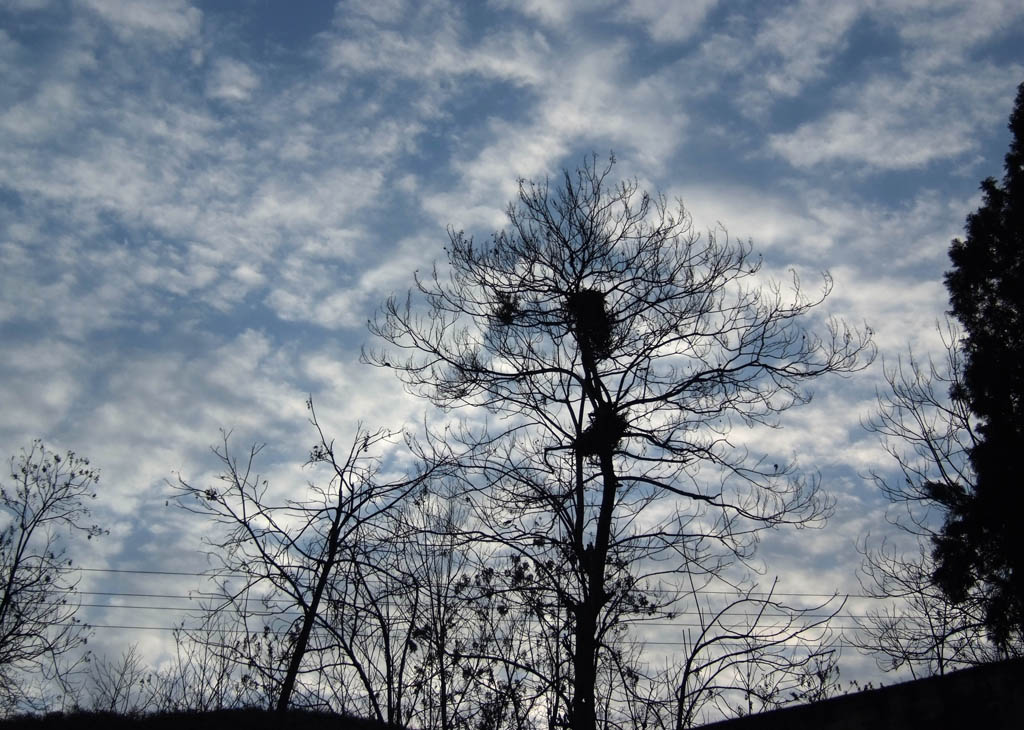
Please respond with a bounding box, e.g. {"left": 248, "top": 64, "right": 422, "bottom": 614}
{"left": 0, "top": 708, "right": 394, "bottom": 729}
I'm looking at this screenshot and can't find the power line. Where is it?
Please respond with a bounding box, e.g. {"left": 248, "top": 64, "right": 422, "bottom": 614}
{"left": 51, "top": 565, "right": 913, "bottom": 648}
{"left": 65, "top": 601, "right": 889, "bottom": 624}
{"left": 73, "top": 565, "right": 880, "bottom": 600}
{"left": 78, "top": 567, "right": 237, "bottom": 577}
{"left": 71, "top": 589, "right": 843, "bottom": 609}
{"left": 62, "top": 622, "right": 877, "bottom": 650}
{"left": 61, "top": 596, "right": 893, "bottom": 633}
{"left": 38, "top": 565, "right": 911, "bottom": 658}
{"left": 77, "top": 591, "right": 203, "bottom": 600}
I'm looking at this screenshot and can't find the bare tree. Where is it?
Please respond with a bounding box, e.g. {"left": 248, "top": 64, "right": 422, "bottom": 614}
{"left": 855, "top": 539, "right": 993, "bottom": 677}
{"left": 401, "top": 488, "right": 479, "bottom": 730}
{"left": 155, "top": 621, "right": 247, "bottom": 712}
{"left": 84, "top": 627, "right": 248, "bottom": 715}
{"left": 366, "top": 156, "right": 874, "bottom": 730}
{"left": 662, "top": 581, "right": 841, "bottom": 728}
{"left": 317, "top": 506, "right": 426, "bottom": 725}
{"left": 174, "top": 399, "right": 448, "bottom": 714}
{"left": 0, "top": 441, "right": 104, "bottom": 714}
{"left": 88, "top": 644, "right": 158, "bottom": 715}
{"left": 857, "top": 324, "right": 1019, "bottom": 674}
{"left": 403, "top": 485, "right": 553, "bottom": 730}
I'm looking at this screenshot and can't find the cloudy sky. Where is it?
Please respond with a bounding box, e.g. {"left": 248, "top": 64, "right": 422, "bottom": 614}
{"left": 2, "top": 0, "right": 1023, "bottom": 693}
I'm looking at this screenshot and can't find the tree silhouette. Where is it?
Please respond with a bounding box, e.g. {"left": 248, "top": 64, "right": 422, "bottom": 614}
{"left": 856, "top": 329, "right": 1017, "bottom": 676}
{"left": 937, "top": 81, "right": 1024, "bottom": 646}
{"left": 0, "top": 441, "right": 103, "bottom": 713}
{"left": 88, "top": 644, "right": 158, "bottom": 715}
{"left": 366, "top": 155, "right": 873, "bottom": 730}
{"left": 174, "top": 400, "right": 449, "bottom": 716}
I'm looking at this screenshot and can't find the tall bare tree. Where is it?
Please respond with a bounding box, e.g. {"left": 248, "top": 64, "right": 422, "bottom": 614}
{"left": 366, "top": 156, "right": 874, "bottom": 730}
{"left": 0, "top": 441, "right": 103, "bottom": 714}
{"left": 855, "top": 539, "right": 992, "bottom": 677}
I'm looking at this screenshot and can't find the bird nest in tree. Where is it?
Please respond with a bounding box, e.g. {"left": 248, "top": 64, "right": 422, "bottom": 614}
{"left": 566, "top": 288, "right": 613, "bottom": 360}
{"left": 575, "top": 402, "right": 627, "bottom": 457}
{"left": 492, "top": 291, "right": 520, "bottom": 326}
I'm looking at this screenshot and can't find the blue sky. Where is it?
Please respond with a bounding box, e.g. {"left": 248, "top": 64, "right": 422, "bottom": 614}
{"left": 2, "top": 0, "right": 1023, "bottom": 696}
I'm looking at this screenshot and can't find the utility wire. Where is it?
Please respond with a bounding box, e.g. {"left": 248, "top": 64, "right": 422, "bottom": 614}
{"left": 57, "top": 622, "right": 876, "bottom": 649}
{"left": 63, "top": 601, "right": 888, "bottom": 624}
{"left": 73, "top": 566, "right": 879, "bottom": 600}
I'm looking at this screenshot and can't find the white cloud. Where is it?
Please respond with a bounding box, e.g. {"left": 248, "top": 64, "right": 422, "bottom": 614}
{"left": 77, "top": 0, "right": 202, "bottom": 43}
{"left": 882, "top": 0, "right": 1024, "bottom": 69}
{"left": 2, "top": 0, "right": 1022, "bottom": 695}
{"left": 491, "top": 0, "right": 719, "bottom": 43}
{"left": 266, "top": 227, "right": 443, "bottom": 330}
{"left": 673, "top": 0, "right": 863, "bottom": 117}
{"left": 339, "top": 0, "right": 408, "bottom": 25}
{"left": 0, "top": 338, "right": 87, "bottom": 446}
{"left": 421, "top": 40, "right": 690, "bottom": 230}
{"left": 328, "top": 7, "right": 548, "bottom": 88}
{"left": 487, "top": 0, "right": 591, "bottom": 27}
{"left": 768, "top": 69, "right": 1022, "bottom": 169}
{"left": 205, "top": 57, "right": 260, "bottom": 102}
{"left": 671, "top": 184, "right": 835, "bottom": 257}
{"left": 0, "top": 82, "right": 78, "bottom": 139}
{"left": 761, "top": 1, "right": 1024, "bottom": 170}
{"left": 750, "top": 0, "right": 860, "bottom": 98}
{"left": 619, "top": 0, "right": 718, "bottom": 43}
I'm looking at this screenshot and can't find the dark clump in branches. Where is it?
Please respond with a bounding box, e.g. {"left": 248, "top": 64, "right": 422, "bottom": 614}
{"left": 566, "top": 288, "right": 614, "bottom": 362}
{"left": 493, "top": 291, "right": 520, "bottom": 327}
{"left": 574, "top": 402, "right": 626, "bottom": 458}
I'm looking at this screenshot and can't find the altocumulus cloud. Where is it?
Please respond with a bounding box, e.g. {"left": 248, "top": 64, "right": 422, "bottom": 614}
{"left": 0, "top": 0, "right": 1022, "bottom": 689}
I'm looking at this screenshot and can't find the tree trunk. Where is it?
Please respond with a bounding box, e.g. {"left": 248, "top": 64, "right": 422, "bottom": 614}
{"left": 571, "top": 598, "right": 599, "bottom": 730}
{"left": 276, "top": 525, "right": 340, "bottom": 712}
{"left": 570, "top": 441, "right": 618, "bottom": 730}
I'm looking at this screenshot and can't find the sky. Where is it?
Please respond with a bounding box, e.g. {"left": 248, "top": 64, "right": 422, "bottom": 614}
{"left": 2, "top": 0, "right": 1023, "bottom": 704}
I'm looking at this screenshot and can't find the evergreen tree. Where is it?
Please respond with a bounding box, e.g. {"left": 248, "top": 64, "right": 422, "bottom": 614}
{"left": 937, "top": 81, "right": 1024, "bottom": 646}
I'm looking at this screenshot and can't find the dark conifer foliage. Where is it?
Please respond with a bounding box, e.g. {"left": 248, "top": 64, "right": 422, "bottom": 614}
{"left": 937, "top": 81, "right": 1024, "bottom": 646}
